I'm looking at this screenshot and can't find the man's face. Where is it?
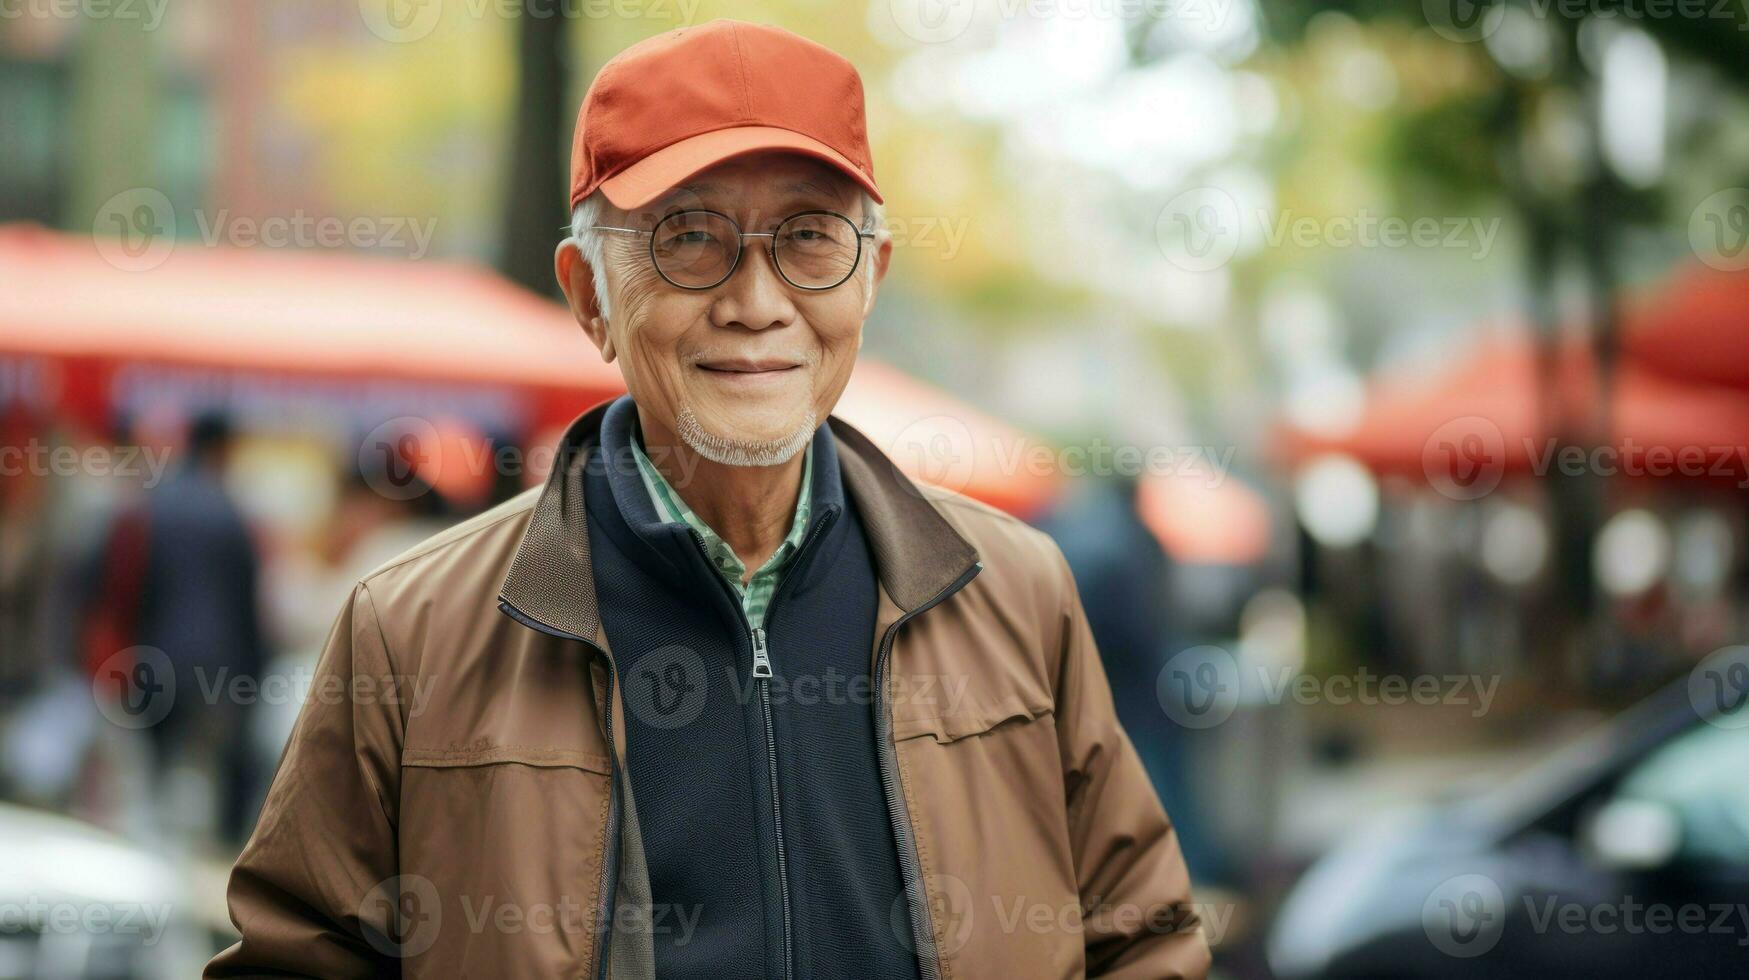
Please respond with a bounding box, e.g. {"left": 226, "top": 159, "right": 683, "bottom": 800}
{"left": 560, "top": 151, "right": 890, "bottom": 465}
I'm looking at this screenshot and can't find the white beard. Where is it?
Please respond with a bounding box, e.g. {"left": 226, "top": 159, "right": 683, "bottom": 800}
{"left": 675, "top": 405, "right": 817, "bottom": 467}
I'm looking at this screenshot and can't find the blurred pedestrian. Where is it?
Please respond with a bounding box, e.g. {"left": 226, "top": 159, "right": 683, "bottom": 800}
{"left": 106, "top": 411, "right": 269, "bottom": 845}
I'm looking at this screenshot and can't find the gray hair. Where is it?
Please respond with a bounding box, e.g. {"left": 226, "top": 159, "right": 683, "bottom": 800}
{"left": 570, "top": 189, "right": 884, "bottom": 322}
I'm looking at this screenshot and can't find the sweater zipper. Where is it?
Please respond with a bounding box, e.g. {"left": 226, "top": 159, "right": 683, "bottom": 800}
{"left": 495, "top": 600, "right": 621, "bottom": 980}
{"left": 685, "top": 510, "right": 830, "bottom": 980}
{"left": 750, "top": 623, "right": 790, "bottom": 980}
{"left": 874, "top": 561, "right": 983, "bottom": 980}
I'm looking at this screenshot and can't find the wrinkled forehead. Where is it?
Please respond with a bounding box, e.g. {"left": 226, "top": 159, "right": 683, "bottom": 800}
{"left": 608, "top": 151, "right": 863, "bottom": 228}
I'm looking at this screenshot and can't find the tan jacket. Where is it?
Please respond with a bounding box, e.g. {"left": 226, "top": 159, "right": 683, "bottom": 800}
{"left": 208, "top": 401, "right": 1211, "bottom": 979}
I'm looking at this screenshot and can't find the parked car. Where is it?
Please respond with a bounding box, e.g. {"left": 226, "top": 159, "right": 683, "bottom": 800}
{"left": 1269, "top": 667, "right": 1749, "bottom": 980}
{"left": 0, "top": 803, "right": 201, "bottom": 979}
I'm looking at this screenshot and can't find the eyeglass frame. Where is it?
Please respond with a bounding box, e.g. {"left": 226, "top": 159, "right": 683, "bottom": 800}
{"left": 587, "top": 208, "right": 878, "bottom": 292}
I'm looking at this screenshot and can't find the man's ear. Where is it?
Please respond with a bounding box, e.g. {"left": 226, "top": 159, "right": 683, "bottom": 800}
{"left": 555, "top": 239, "right": 615, "bottom": 363}
{"left": 863, "top": 232, "right": 894, "bottom": 316}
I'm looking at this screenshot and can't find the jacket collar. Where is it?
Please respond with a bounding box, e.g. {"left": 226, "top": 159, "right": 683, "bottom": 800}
{"left": 498, "top": 396, "right": 982, "bottom": 646}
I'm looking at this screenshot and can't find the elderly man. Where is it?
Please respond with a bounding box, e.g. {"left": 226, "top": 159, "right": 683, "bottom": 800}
{"left": 209, "top": 20, "right": 1208, "bottom": 980}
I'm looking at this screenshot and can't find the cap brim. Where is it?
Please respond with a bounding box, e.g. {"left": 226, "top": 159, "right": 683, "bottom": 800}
{"left": 597, "top": 125, "right": 883, "bottom": 210}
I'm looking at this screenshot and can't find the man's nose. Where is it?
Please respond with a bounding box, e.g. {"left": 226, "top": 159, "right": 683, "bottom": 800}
{"left": 709, "top": 238, "right": 798, "bottom": 332}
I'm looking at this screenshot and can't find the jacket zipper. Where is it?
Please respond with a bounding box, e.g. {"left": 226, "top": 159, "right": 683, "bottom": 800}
{"left": 496, "top": 600, "right": 621, "bottom": 980}
{"left": 873, "top": 561, "right": 983, "bottom": 980}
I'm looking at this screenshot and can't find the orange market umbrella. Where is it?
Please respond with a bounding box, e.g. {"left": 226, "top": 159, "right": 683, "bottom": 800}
{"left": 1622, "top": 263, "right": 1749, "bottom": 391}
{"left": 1135, "top": 468, "right": 1272, "bottom": 565}
{"left": 0, "top": 224, "right": 1060, "bottom": 515}
{"left": 834, "top": 360, "right": 1062, "bottom": 518}
{"left": 0, "top": 222, "right": 624, "bottom": 432}
{"left": 1278, "top": 331, "right": 1749, "bottom": 489}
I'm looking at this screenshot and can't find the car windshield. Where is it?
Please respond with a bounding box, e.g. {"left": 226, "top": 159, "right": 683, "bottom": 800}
{"left": 1616, "top": 715, "right": 1749, "bottom": 865}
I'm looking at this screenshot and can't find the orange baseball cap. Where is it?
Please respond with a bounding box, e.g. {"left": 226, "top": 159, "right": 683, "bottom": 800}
{"left": 569, "top": 20, "right": 882, "bottom": 211}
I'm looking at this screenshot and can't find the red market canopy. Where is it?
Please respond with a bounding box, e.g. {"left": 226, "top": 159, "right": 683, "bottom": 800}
{"left": 0, "top": 224, "right": 1060, "bottom": 516}
{"left": 1622, "top": 263, "right": 1749, "bottom": 391}
{"left": 1278, "top": 331, "right": 1749, "bottom": 488}
{"left": 1136, "top": 468, "right": 1272, "bottom": 566}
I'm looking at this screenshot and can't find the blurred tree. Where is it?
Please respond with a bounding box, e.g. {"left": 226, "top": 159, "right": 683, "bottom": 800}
{"left": 501, "top": 8, "right": 571, "bottom": 298}
{"left": 1233, "top": 1, "right": 1749, "bottom": 673}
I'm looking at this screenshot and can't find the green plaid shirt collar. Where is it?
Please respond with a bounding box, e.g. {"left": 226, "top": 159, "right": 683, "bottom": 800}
{"left": 629, "top": 431, "right": 813, "bottom": 628}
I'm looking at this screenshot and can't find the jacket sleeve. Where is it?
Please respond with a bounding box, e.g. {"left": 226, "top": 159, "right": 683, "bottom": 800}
{"left": 1048, "top": 543, "right": 1213, "bottom": 979}
{"left": 206, "top": 582, "right": 407, "bottom": 979}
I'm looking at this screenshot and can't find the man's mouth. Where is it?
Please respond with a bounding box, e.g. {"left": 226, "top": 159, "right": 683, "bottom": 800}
{"left": 695, "top": 358, "right": 803, "bottom": 375}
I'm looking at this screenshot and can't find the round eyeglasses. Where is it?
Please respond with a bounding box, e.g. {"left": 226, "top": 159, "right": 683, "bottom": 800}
{"left": 589, "top": 209, "right": 875, "bottom": 291}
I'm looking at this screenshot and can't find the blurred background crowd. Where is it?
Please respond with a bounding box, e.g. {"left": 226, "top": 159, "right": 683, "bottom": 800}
{"left": 3, "top": 0, "right": 1749, "bottom": 977}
